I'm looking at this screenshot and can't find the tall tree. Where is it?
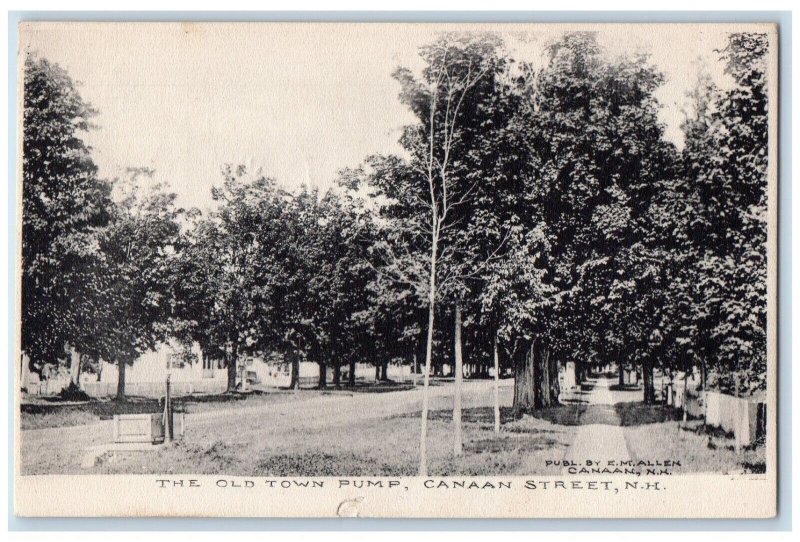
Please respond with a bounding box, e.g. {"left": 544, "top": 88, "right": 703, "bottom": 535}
{"left": 509, "top": 32, "right": 677, "bottom": 406}
{"left": 680, "top": 33, "right": 769, "bottom": 395}
{"left": 21, "top": 53, "right": 112, "bottom": 379}
{"left": 479, "top": 226, "right": 557, "bottom": 414}
{"left": 297, "top": 188, "right": 375, "bottom": 389}
{"left": 93, "top": 171, "right": 182, "bottom": 400}
{"left": 172, "top": 166, "right": 286, "bottom": 393}
{"left": 369, "top": 33, "right": 506, "bottom": 472}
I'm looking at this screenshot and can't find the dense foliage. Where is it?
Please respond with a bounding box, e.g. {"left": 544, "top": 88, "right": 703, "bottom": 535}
{"left": 21, "top": 31, "right": 770, "bottom": 409}
{"left": 21, "top": 54, "right": 112, "bottom": 375}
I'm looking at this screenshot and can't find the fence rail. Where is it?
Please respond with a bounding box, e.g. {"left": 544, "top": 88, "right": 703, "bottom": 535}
{"left": 24, "top": 379, "right": 228, "bottom": 398}
{"left": 664, "top": 386, "right": 766, "bottom": 445}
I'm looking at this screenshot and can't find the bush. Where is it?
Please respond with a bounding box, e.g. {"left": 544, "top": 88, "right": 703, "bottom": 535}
{"left": 58, "top": 382, "right": 91, "bottom": 402}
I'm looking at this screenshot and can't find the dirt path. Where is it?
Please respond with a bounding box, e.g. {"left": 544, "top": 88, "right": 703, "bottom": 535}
{"left": 193, "top": 379, "right": 507, "bottom": 426}
{"left": 562, "top": 376, "right": 630, "bottom": 470}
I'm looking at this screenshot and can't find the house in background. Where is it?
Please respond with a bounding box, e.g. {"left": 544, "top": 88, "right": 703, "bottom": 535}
{"left": 80, "top": 343, "right": 314, "bottom": 395}
{"left": 81, "top": 341, "right": 228, "bottom": 397}
{"left": 23, "top": 340, "right": 418, "bottom": 398}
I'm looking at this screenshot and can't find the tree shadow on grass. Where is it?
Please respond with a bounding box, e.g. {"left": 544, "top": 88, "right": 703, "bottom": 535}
{"left": 341, "top": 381, "right": 417, "bottom": 393}
{"left": 561, "top": 387, "right": 593, "bottom": 403}
{"left": 608, "top": 384, "right": 642, "bottom": 392}
{"left": 397, "top": 401, "right": 681, "bottom": 429}
{"left": 579, "top": 381, "right": 597, "bottom": 393}
{"left": 180, "top": 390, "right": 269, "bottom": 403}
{"left": 614, "top": 401, "right": 681, "bottom": 426}
{"left": 560, "top": 398, "right": 589, "bottom": 405}
{"left": 21, "top": 397, "right": 174, "bottom": 419}
{"left": 21, "top": 390, "right": 280, "bottom": 419}
{"left": 526, "top": 397, "right": 677, "bottom": 427}
{"left": 526, "top": 404, "right": 623, "bottom": 426}
{"left": 466, "top": 434, "right": 564, "bottom": 454}
{"left": 277, "top": 381, "right": 431, "bottom": 393}
{"left": 558, "top": 381, "right": 595, "bottom": 405}
{"left": 399, "top": 406, "right": 518, "bottom": 426}
{"left": 524, "top": 405, "right": 584, "bottom": 426}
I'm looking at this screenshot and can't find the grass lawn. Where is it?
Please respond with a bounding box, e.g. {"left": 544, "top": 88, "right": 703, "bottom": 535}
{"left": 622, "top": 414, "right": 767, "bottom": 475}
{"left": 19, "top": 380, "right": 766, "bottom": 477}
{"left": 87, "top": 405, "right": 575, "bottom": 476}
{"left": 82, "top": 404, "right": 765, "bottom": 477}
{"left": 20, "top": 389, "right": 334, "bottom": 430}
{"left": 20, "top": 381, "right": 431, "bottom": 431}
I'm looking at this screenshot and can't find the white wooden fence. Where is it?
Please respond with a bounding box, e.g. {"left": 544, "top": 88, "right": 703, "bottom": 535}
{"left": 24, "top": 379, "right": 227, "bottom": 398}
{"left": 670, "top": 387, "right": 766, "bottom": 445}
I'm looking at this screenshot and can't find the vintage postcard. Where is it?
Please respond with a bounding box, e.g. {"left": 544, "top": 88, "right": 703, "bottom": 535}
{"left": 14, "top": 21, "right": 778, "bottom": 518}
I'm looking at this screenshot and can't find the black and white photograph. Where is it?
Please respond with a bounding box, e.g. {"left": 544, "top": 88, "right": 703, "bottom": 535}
{"left": 14, "top": 21, "right": 777, "bottom": 518}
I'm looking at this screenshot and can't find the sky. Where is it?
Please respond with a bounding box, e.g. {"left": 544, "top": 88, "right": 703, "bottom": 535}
{"left": 19, "top": 22, "right": 757, "bottom": 212}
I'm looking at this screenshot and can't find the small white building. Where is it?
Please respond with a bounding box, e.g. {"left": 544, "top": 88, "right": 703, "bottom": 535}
{"left": 82, "top": 343, "right": 341, "bottom": 395}
{"left": 23, "top": 340, "right": 418, "bottom": 398}
{"left": 82, "top": 341, "right": 228, "bottom": 397}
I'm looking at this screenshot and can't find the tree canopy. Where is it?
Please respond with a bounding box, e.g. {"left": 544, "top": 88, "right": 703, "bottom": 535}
{"left": 20, "top": 32, "right": 770, "bottom": 413}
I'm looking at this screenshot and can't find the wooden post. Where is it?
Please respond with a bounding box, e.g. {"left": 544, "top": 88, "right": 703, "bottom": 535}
{"left": 453, "top": 302, "right": 463, "bottom": 456}
{"left": 165, "top": 375, "right": 174, "bottom": 443}
{"left": 493, "top": 331, "right": 500, "bottom": 434}
{"left": 734, "top": 371, "right": 742, "bottom": 453}
{"left": 683, "top": 372, "right": 689, "bottom": 424}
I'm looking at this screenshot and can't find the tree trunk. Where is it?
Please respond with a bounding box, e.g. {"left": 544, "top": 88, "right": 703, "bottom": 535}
{"left": 512, "top": 339, "right": 536, "bottom": 415}
{"left": 618, "top": 349, "right": 625, "bottom": 386}
{"left": 348, "top": 358, "right": 356, "bottom": 387}
{"left": 380, "top": 359, "right": 388, "bottom": 381}
{"left": 551, "top": 349, "right": 560, "bottom": 402}
{"left": 418, "top": 235, "right": 437, "bottom": 477}
{"left": 453, "top": 302, "right": 463, "bottom": 456}
{"left": 69, "top": 346, "right": 81, "bottom": 388}
{"left": 683, "top": 371, "right": 689, "bottom": 423}
{"left": 536, "top": 342, "right": 548, "bottom": 408}
{"left": 374, "top": 364, "right": 380, "bottom": 381}
{"left": 513, "top": 337, "right": 560, "bottom": 414}
{"left": 318, "top": 362, "right": 327, "bottom": 389}
{"left": 539, "top": 345, "right": 561, "bottom": 408}
{"left": 733, "top": 370, "right": 742, "bottom": 452}
{"left": 537, "top": 344, "right": 559, "bottom": 408}
{"left": 289, "top": 352, "right": 300, "bottom": 390}
{"left": 700, "top": 358, "right": 707, "bottom": 391}
{"left": 642, "top": 360, "right": 655, "bottom": 404}
{"left": 333, "top": 363, "right": 341, "bottom": 389}
{"left": 116, "top": 360, "right": 126, "bottom": 401}
{"left": 226, "top": 343, "right": 238, "bottom": 393}
{"left": 493, "top": 331, "right": 500, "bottom": 433}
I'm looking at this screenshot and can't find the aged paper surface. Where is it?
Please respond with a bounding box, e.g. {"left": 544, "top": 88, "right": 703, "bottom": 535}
{"left": 15, "top": 22, "right": 778, "bottom": 518}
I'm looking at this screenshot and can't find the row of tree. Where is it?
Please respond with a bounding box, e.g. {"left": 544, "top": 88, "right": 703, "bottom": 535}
{"left": 22, "top": 31, "right": 769, "bottom": 470}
